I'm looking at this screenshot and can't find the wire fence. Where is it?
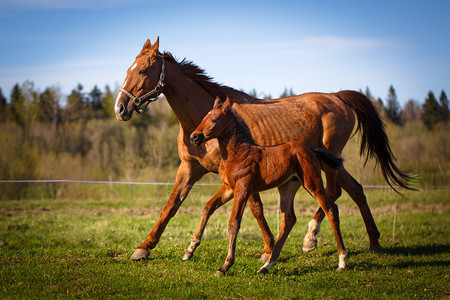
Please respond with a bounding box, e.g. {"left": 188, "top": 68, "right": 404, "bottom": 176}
{"left": 0, "top": 179, "right": 448, "bottom": 189}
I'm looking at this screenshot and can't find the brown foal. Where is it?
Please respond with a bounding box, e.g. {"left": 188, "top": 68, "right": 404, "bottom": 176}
{"left": 190, "top": 96, "right": 348, "bottom": 275}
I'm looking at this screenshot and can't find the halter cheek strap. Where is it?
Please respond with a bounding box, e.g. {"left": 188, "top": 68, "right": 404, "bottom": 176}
{"left": 119, "top": 56, "right": 166, "bottom": 115}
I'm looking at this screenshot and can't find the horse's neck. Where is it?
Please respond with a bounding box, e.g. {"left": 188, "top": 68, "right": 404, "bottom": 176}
{"left": 162, "top": 61, "right": 214, "bottom": 133}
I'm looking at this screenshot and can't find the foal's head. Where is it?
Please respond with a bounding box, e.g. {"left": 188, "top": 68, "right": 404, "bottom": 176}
{"left": 190, "top": 96, "right": 233, "bottom": 146}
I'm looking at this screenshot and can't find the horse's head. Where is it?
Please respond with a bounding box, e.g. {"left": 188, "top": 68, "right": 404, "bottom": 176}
{"left": 115, "top": 37, "right": 165, "bottom": 121}
{"left": 190, "top": 96, "right": 233, "bottom": 146}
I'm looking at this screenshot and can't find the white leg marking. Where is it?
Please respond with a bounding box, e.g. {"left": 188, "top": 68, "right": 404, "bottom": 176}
{"left": 338, "top": 251, "right": 348, "bottom": 270}
{"left": 302, "top": 219, "right": 321, "bottom": 252}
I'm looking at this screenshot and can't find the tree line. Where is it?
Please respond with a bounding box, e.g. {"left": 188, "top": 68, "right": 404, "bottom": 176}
{"left": 0, "top": 81, "right": 448, "bottom": 199}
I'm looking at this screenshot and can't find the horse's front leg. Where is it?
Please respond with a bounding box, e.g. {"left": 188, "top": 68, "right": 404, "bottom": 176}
{"left": 130, "top": 160, "right": 207, "bottom": 260}
{"left": 183, "top": 184, "right": 234, "bottom": 260}
{"left": 215, "top": 186, "right": 250, "bottom": 276}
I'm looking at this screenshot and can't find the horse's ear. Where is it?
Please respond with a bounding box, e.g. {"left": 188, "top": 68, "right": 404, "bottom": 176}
{"left": 222, "top": 96, "right": 232, "bottom": 113}
{"left": 213, "top": 96, "right": 222, "bottom": 109}
{"left": 150, "top": 36, "right": 160, "bottom": 52}
{"left": 142, "top": 39, "right": 152, "bottom": 51}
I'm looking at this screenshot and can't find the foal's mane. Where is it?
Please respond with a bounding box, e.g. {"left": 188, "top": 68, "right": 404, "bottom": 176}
{"left": 161, "top": 52, "right": 258, "bottom": 103}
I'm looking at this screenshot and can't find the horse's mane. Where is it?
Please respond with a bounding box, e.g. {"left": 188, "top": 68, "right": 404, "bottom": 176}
{"left": 161, "top": 52, "right": 258, "bottom": 103}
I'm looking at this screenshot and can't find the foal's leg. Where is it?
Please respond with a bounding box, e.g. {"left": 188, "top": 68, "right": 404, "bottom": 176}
{"left": 258, "top": 181, "right": 297, "bottom": 274}
{"left": 303, "top": 166, "right": 381, "bottom": 253}
{"left": 183, "top": 188, "right": 275, "bottom": 261}
{"left": 302, "top": 165, "right": 341, "bottom": 253}
{"left": 215, "top": 186, "right": 250, "bottom": 276}
{"left": 304, "top": 178, "right": 347, "bottom": 270}
{"left": 248, "top": 193, "right": 275, "bottom": 261}
{"left": 183, "top": 184, "right": 234, "bottom": 260}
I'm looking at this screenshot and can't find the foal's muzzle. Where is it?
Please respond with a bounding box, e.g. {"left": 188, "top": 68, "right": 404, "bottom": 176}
{"left": 190, "top": 133, "right": 204, "bottom": 146}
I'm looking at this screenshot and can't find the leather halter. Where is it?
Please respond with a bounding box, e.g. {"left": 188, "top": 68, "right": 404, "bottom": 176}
{"left": 119, "top": 56, "right": 165, "bottom": 115}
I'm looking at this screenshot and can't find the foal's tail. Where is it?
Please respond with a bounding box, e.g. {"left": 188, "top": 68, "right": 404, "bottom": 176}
{"left": 336, "top": 90, "right": 416, "bottom": 191}
{"left": 311, "top": 147, "right": 343, "bottom": 170}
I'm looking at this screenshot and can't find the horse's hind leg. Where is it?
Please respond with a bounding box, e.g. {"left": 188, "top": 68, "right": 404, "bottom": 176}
{"left": 183, "top": 184, "right": 233, "bottom": 260}
{"left": 339, "top": 167, "right": 381, "bottom": 252}
{"left": 258, "top": 181, "right": 298, "bottom": 274}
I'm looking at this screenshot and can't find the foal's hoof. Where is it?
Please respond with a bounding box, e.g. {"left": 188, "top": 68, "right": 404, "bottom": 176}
{"left": 257, "top": 268, "right": 268, "bottom": 274}
{"left": 336, "top": 266, "right": 345, "bottom": 272}
{"left": 259, "top": 253, "right": 271, "bottom": 262}
{"left": 130, "top": 248, "right": 150, "bottom": 261}
{"left": 214, "top": 270, "right": 225, "bottom": 276}
{"left": 302, "top": 237, "right": 318, "bottom": 253}
{"left": 182, "top": 251, "right": 193, "bottom": 261}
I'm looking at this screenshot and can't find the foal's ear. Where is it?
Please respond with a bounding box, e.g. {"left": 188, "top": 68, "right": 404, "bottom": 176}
{"left": 213, "top": 96, "right": 222, "bottom": 109}
{"left": 222, "top": 96, "right": 232, "bottom": 113}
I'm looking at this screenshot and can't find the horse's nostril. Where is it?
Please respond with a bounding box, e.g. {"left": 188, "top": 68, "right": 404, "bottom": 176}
{"left": 119, "top": 103, "right": 125, "bottom": 114}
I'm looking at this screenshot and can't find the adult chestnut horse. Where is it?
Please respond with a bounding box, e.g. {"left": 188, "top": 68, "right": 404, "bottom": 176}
{"left": 115, "top": 37, "right": 412, "bottom": 261}
{"left": 191, "top": 96, "right": 347, "bottom": 275}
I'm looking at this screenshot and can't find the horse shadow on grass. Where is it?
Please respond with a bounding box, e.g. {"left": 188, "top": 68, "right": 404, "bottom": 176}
{"left": 265, "top": 244, "right": 450, "bottom": 276}
{"left": 347, "top": 244, "right": 450, "bottom": 270}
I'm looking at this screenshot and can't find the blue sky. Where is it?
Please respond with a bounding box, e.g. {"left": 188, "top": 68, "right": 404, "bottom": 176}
{"left": 0, "top": 0, "right": 449, "bottom": 105}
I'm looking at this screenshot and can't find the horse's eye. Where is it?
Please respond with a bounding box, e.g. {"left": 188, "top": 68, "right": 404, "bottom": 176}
{"left": 211, "top": 119, "right": 218, "bottom": 123}
{"left": 139, "top": 68, "right": 147, "bottom": 75}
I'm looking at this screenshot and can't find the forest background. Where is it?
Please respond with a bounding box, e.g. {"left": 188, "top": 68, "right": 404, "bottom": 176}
{"left": 0, "top": 81, "right": 448, "bottom": 200}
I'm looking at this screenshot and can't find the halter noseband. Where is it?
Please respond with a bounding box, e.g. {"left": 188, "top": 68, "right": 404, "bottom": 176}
{"left": 119, "top": 56, "right": 166, "bottom": 116}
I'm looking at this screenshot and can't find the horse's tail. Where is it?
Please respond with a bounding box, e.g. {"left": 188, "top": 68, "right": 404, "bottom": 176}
{"left": 336, "top": 90, "right": 416, "bottom": 191}
{"left": 311, "top": 147, "right": 343, "bottom": 170}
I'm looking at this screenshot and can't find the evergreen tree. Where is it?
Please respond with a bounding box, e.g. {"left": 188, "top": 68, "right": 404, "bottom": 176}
{"left": 422, "top": 91, "right": 441, "bottom": 130}
{"left": 0, "top": 88, "right": 7, "bottom": 122}
{"left": 39, "top": 86, "right": 61, "bottom": 124}
{"left": 10, "top": 83, "right": 25, "bottom": 126}
{"left": 280, "top": 87, "right": 295, "bottom": 98}
{"left": 100, "top": 85, "right": 116, "bottom": 119}
{"left": 386, "top": 85, "right": 401, "bottom": 125}
{"left": 439, "top": 90, "right": 448, "bottom": 123}
{"left": 66, "top": 84, "right": 86, "bottom": 121}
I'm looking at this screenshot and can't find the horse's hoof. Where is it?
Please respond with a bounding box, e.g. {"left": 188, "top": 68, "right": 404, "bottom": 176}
{"left": 259, "top": 253, "right": 271, "bottom": 262}
{"left": 214, "top": 270, "right": 225, "bottom": 276}
{"left": 182, "top": 252, "right": 193, "bottom": 261}
{"left": 257, "top": 268, "right": 268, "bottom": 274}
{"left": 368, "top": 244, "right": 382, "bottom": 253}
{"left": 130, "top": 248, "right": 150, "bottom": 261}
{"left": 336, "top": 266, "right": 345, "bottom": 271}
{"left": 302, "top": 237, "right": 317, "bottom": 253}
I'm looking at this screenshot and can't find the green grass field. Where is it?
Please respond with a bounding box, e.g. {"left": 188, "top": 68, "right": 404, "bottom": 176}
{"left": 0, "top": 186, "right": 449, "bottom": 299}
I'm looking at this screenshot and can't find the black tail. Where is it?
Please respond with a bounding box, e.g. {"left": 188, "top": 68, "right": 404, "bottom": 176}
{"left": 336, "top": 90, "right": 416, "bottom": 191}
{"left": 311, "top": 147, "right": 343, "bottom": 170}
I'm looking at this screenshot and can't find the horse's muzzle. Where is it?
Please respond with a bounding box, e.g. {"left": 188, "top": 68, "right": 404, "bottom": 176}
{"left": 115, "top": 103, "right": 133, "bottom": 121}
{"left": 190, "top": 133, "right": 204, "bottom": 146}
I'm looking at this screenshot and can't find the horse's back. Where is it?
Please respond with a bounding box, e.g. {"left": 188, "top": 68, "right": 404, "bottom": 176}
{"left": 233, "top": 92, "right": 355, "bottom": 150}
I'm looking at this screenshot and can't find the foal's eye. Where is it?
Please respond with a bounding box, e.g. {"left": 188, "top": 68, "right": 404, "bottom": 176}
{"left": 139, "top": 68, "right": 147, "bottom": 75}
{"left": 211, "top": 119, "right": 218, "bottom": 123}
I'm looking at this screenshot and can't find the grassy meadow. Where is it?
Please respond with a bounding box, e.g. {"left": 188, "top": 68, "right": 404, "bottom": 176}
{"left": 0, "top": 185, "right": 448, "bottom": 299}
